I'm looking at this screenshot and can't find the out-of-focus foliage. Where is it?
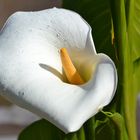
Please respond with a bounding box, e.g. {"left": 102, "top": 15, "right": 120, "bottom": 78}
{"left": 63, "top": 0, "right": 116, "bottom": 62}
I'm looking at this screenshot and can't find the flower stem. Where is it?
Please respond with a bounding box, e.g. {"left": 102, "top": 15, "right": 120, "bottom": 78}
{"left": 110, "top": 0, "right": 137, "bottom": 139}
{"left": 77, "top": 127, "right": 86, "bottom": 140}
{"left": 63, "top": 133, "right": 78, "bottom": 140}
{"left": 84, "top": 117, "right": 95, "bottom": 140}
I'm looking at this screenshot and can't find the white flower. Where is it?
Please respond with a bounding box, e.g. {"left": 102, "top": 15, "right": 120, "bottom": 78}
{"left": 0, "top": 8, "right": 117, "bottom": 133}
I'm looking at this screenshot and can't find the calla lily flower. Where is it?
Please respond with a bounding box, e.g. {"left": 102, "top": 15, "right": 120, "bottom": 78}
{"left": 0, "top": 8, "right": 117, "bottom": 133}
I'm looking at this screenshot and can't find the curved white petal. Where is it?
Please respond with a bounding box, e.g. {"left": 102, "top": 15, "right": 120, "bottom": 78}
{"left": 0, "top": 8, "right": 117, "bottom": 133}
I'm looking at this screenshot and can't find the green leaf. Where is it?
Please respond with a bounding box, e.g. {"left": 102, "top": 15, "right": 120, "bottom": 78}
{"left": 127, "top": 0, "right": 140, "bottom": 138}
{"left": 127, "top": 0, "right": 140, "bottom": 95}
{"left": 18, "top": 119, "right": 86, "bottom": 140}
{"left": 18, "top": 119, "right": 63, "bottom": 140}
{"left": 95, "top": 117, "right": 115, "bottom": 140}
{"left": 126, "top": 2, "right": 140, "bottom": 124}
{"left": 127, "top": 0, "right": 140, "bottom": 62}
{"left": 101, "top": 111, "right": 128, "bottom": 140}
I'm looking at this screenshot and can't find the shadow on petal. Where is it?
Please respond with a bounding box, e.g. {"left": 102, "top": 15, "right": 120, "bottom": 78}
{"left": 39, "top": 63, "right": 66, "bottom": 81}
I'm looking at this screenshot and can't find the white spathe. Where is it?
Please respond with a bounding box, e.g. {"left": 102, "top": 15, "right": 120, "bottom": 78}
{"left": 0, "top": 8, "right": 117, "bottom": 133}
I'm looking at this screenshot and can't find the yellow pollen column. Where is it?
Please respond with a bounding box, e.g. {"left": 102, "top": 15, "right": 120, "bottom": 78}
{"left": 60, "top": 48, "right": 84, "bottom": 85}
